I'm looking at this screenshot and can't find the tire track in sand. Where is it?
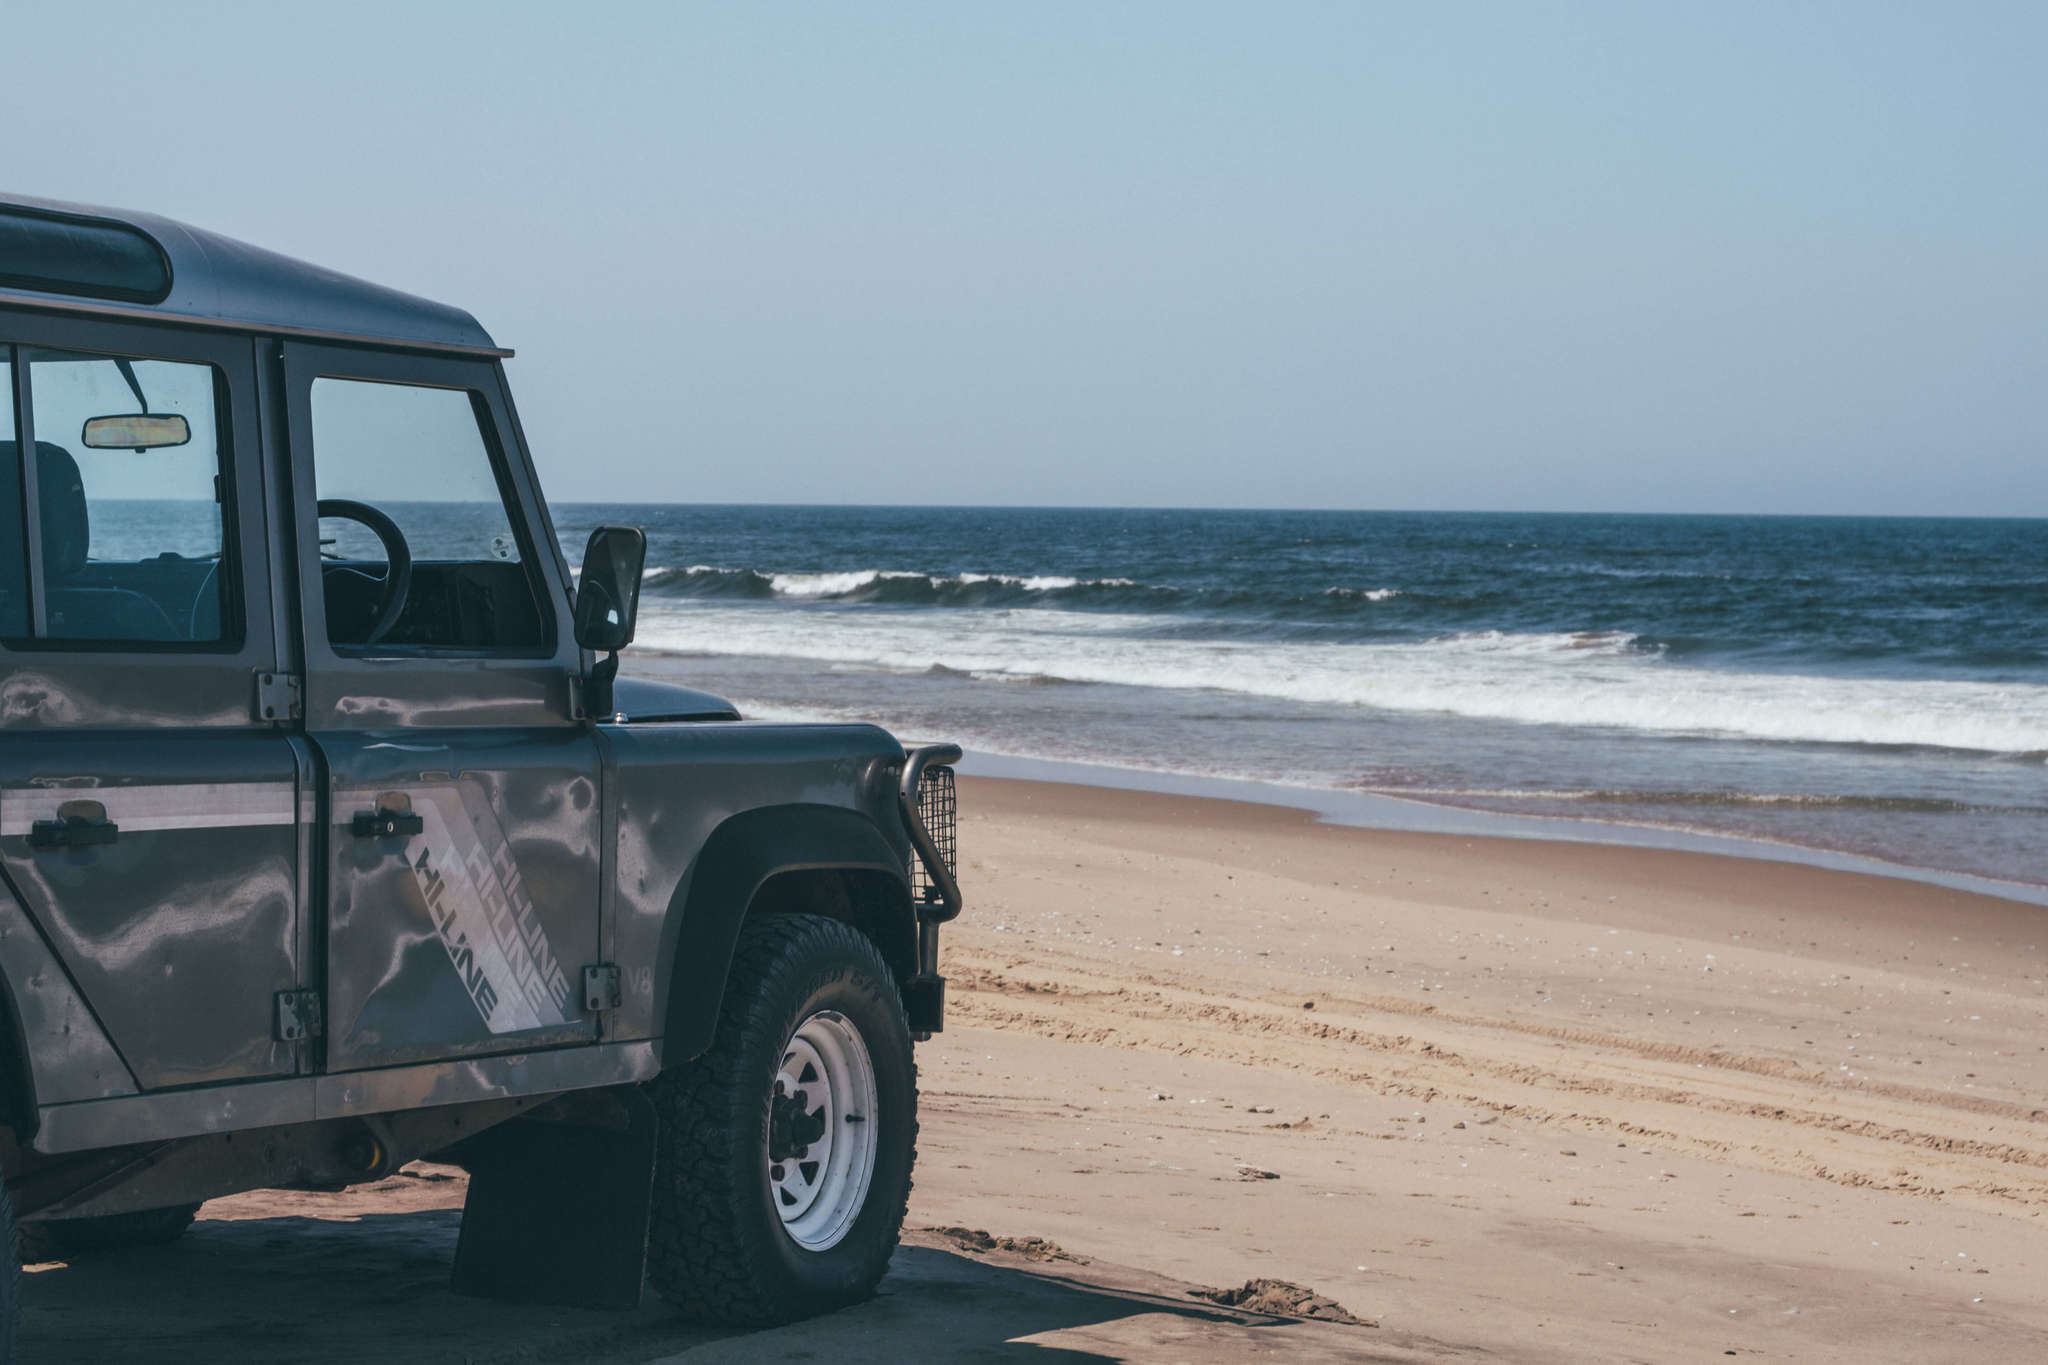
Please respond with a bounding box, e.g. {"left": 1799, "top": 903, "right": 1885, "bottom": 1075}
{"left": 945, "top": 945, "right": 2048, "bottom": 1216}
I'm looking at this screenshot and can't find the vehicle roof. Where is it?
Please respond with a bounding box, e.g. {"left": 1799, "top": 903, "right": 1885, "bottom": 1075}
{"left": 0, "top": 193, "right": 508, "bottom": 357}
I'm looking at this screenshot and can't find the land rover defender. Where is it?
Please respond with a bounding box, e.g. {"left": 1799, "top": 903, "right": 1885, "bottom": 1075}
{"left": 0, "top": 195, "right": 961, "bottom": 1350}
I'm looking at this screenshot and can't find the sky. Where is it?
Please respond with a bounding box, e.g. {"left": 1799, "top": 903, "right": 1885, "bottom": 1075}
{"left": 5, "top": 2, "right": 2045, "bottom": 515}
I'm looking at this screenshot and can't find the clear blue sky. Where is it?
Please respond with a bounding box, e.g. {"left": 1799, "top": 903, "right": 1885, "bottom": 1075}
{"left": 7, "top": 2, "right": 2044, "bottom": 514}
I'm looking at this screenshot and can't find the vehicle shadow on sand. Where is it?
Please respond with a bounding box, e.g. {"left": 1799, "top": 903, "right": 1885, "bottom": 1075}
{"left": 19, "top": 1212, "right": 1387, "bottom": 1363}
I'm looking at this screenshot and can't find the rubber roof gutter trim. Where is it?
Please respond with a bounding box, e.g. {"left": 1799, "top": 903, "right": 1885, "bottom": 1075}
{"left": 0, "top": 288, "right": 513, "bottom": 358}
{"left": 0, "top": 193, "right": 511, "bottom": 359}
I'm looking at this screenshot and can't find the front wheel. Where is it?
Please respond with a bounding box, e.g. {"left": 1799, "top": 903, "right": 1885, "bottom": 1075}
{"left": 645, "top": 914, "right": 917, "bottom": 1326}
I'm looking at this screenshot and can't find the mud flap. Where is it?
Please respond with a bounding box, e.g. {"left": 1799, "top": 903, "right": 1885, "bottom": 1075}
{"left": 450, "top": 1085, "right": 657, "bottom": 1309}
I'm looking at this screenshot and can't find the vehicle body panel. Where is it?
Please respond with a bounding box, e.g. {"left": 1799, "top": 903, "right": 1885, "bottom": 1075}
{"left": 0, "top": 884, "right": 133, "bottom": 1108}
{"left": 279, "top": 341, "right": 607, "bottom": 1072}
{"left": 31, "top": 1039, "right": 659, "bottom": 1156}
{"left": 0, "top": 305, "right": 305, "bottom": 1095}
{"left": 321, "top": 731, "right": 601, "bottom": 1069}
{"left": 601, "top": 721, "right": 909, "bottom": 1044}
{"left": 610, "top": 677, "right": 740, "bottom": 723}
{"left": 0, "top": 734, "right": 302, "bottom": 1088}
{"left": 0, "top": 194, "right": 505, "bottom": 358}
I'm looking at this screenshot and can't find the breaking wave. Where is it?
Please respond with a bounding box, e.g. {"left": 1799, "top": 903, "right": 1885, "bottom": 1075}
{"left": 637, "top": 564, "right": 1420, "bottom": 620}
{"left": 641, "top": 564, "right": 1159, "bottom": 607}
{"left": 633, "top": 602, "right": 2048, "bottom": 756}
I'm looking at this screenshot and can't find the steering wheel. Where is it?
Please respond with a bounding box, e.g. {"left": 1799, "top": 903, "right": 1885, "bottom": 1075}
{"left": 317, "top": 498, "right": 413, "bottom": 645}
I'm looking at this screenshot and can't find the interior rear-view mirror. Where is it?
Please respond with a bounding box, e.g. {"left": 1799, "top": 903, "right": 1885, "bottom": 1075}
{"left": 574, "top": 525, "right": 647, "bottom": 655}
{"left": 82, "top": 413, "right": 191, "bottom": 450}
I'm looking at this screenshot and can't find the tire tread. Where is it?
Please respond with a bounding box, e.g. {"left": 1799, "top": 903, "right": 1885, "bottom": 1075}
{"left": 644, "top": 913, "right": 916, "bottom": 1325}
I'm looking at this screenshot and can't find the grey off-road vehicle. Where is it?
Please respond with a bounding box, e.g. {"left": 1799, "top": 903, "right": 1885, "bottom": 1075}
{"left": 0, "top": 195, "right": 962, "bottom": 1353}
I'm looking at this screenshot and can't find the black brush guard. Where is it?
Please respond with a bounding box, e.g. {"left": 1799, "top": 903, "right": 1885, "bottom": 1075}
{"left": 900, "top": 744, "right": 962, "bottom": 1035}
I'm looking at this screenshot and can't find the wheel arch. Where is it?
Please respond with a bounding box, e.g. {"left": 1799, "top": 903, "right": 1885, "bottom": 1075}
{"left": 660, "top": 804, "right": 914, "bottom": 1064}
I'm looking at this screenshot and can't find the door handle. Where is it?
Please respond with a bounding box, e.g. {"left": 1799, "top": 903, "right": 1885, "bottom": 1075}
{"left": 29, "top": 799, "right": 119, "bottom": 849}
{"left": 352, "top": 806, "right": 423, "bottom": 839}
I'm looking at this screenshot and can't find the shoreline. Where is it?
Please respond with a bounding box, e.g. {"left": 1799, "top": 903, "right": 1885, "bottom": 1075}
{"left": 624, "top": 630, "right": 2048, "bottom": 900}
{"left": 954, "top": 749, "right": 2048, "bottom": 910}
{"left": 953, "top": 773, "right": 2048, "bottom": 952}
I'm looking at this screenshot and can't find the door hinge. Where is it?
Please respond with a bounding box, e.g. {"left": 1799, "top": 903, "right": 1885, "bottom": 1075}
{"left": 582, "top": 964, "right": 622, "bottom": 1014}
{"left": 255, "top": 671, "right": 303, "bottom": 724}
{"left": 275, "top": 988, "right": 323, "bottom": 1042}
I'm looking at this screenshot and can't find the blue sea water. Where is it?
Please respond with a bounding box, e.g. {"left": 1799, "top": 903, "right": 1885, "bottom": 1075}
{"left": 80, "top": 497, "right": 2044, "bottom": 888}
{"left": 539, "top": 505, "right": 2047, "bottom": 892}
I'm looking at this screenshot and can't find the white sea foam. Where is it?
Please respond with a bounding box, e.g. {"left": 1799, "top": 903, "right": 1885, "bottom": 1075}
{"left": 958, "top": 571, "right": 1114, "bottom": 590}
{"left": 674, "top": 565, "right": 1143, "bottom": 598}
{"left": 633, "top": 602, "right": 2048, "bottom": 755}
{"left": 764, "top": 569, "right": 914, "bottom": 597}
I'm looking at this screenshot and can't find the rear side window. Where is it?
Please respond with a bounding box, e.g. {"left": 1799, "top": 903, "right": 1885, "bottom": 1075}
{"left": 0, "top": 344, "right": 235, "bottom": 646}
{"left": 309, "top": 377, "right": 547, "bottom": 652}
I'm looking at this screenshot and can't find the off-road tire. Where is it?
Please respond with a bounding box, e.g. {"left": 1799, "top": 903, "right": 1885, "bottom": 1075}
{"left": 17, "top": 1203, "right": 200, "bottom": 1263}
{"left": 645, "top": 913, "right": 917, "bottom": 1326}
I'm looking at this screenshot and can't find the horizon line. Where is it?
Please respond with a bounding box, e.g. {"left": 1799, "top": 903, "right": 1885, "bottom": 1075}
{"left": 542, "top": 500, "right": 2048, "bottom": 521}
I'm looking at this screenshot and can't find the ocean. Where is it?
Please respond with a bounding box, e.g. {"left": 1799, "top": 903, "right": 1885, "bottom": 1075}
{"left": 548, "top": 505, "right": 2048, "bottom": 895}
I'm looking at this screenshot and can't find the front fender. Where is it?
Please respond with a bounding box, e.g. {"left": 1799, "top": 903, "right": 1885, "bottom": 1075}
{"left": 659, "top": 804, "right": 912, "bottom": 1063}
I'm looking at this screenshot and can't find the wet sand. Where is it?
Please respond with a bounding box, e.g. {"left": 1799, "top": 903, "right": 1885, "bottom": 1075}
{"left": 20, "top": 775, "right": 2048, "bottom": 1361}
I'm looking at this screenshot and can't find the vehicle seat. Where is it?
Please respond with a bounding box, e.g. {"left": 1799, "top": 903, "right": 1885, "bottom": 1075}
{"left": 0, "top": 441, "right": 182, "bottom": 641}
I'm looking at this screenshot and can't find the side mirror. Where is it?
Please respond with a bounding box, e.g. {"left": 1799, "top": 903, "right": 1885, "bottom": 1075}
{"left": 574, "top": 526, "right": 645, "bottom": 720}
{"left": 574, "top": 525, "right": 646, "bottom": 653}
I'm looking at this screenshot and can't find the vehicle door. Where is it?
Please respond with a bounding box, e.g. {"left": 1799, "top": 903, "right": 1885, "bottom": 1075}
{"left": 282, "top": 342, "right": 601, "bottom": 1072}
{"left": 0, "top": 315, "right": 305, "bottom": 1091}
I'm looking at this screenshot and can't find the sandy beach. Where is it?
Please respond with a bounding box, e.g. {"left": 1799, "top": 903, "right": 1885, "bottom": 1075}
{"left": 915, "top": 777, "right": 2048, "bottom": 1361}
{"left": 20, "top": 775, "right": 2048, "bottom": 1362}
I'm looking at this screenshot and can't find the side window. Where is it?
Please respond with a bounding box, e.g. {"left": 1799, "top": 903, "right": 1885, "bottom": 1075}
{"left": 309, "top": 377, "right": 547, "bottom": 652}
{"left": 0, "top": 345, "right": 234, "bottom": 646}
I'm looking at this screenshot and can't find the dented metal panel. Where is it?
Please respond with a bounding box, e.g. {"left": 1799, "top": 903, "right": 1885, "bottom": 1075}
{"left": 0, "top": 886, "right": 134, "bottom": 1104}
{"left": 0, "top": 733, "right": 304, "bottom": 1089}
{"left": 319, "top": 732, "right": 602, "bottom": 1071}
{"left": 602, "top": 720, "right": 910, "bottom": 1042}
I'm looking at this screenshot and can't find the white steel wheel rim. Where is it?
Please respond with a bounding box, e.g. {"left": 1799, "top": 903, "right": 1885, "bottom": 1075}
{"left": 767, "top": 1009, "right": 880, "bottom": 1252}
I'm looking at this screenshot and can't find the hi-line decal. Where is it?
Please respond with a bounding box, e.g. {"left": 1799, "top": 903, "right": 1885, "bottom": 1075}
{"left": 1, "top": 782, "right": 295, "bottom": 835}
{"left": 388, "top": 787, "right": 573, "bottom": 1033}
